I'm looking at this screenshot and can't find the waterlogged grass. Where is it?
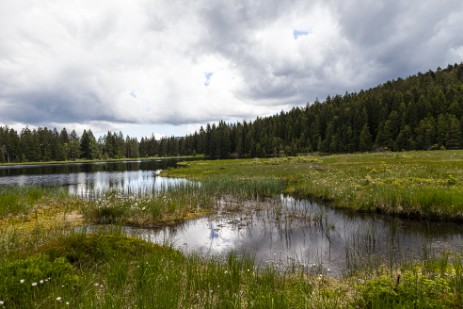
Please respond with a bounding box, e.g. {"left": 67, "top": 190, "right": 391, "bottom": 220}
{"left": 200, "top": 176, "right": 286, "bottom": 199}
{"left": 1, "top": 231, "right": 462, "bottom": 308}
{"left": 82, "top": 187, "right": 215, "bottom": 227}
{"left": 80, "top": 176, "right": 285, "bottom": 227}
{"left": 163, "top": 150, "right": 463, "bottom": 220}
{"left": 0, "top": 175, "right": 284, "bottom": 233}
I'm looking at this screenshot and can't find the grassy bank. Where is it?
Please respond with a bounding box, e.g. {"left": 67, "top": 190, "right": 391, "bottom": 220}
{"left": 0, "top": 228, "right": 462, "bottom": 308}
{"left": 161, "top": 150, "right": 463, "bottom": 221}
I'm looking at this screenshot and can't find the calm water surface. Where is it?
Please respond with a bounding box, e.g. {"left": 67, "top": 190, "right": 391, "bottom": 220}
{"left": 0, "top": 159, "right": 186, "bottom": 197}
{"left": 126, "top": 196, "right": 463, "bottom": 277}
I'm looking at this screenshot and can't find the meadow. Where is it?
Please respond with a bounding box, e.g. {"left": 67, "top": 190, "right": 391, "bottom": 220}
{"left": 162, "top": 150, "right": 463, "bottom": 221}
{"left": 1, "top": 150, "right": 463, "bottom": 308}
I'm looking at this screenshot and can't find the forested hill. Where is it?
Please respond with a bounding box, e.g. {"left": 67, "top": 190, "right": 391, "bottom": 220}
{"left": 169, "top": 62, "right": 463, "bottom": 158}
{"left": 1, "top": 63, "right": 463, "bottom": 162}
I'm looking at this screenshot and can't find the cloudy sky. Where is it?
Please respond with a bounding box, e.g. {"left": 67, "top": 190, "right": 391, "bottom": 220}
{"left": 1, "top": 0, "right": 463, "bottom": 138}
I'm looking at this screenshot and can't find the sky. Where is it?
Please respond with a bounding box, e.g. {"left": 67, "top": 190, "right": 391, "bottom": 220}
{"left": 1, "top": 0, "right": 463, "bottom": 139}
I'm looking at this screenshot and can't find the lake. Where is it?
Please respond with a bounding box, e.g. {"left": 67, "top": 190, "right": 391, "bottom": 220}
{"left": 1, "top": 159, "right": 463, "bottom": 276}
{"left": 0, "top": 159, "right": 187, "bottom": 197}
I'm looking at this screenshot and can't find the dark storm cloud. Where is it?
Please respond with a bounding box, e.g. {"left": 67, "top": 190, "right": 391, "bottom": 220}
{"left": 328, "top": 0, "right": 463, "bottom": 85}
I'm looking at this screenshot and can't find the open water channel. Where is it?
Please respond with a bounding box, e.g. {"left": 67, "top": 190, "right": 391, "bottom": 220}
{"left": 1, "top": 159, "right": 463, "bottom": 276}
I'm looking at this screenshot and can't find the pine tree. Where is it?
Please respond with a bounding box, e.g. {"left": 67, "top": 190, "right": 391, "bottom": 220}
{"left": 396, "top": 125, "right": 414, "bottom": 151}
{"left": 359, "top": 124, "right": 372, "bottom": 151}
{"left": 446, "top": 116, "right": 462, "bottom": 149}
{"left": 415, "top": 118, "right": 435, "bottom": 150}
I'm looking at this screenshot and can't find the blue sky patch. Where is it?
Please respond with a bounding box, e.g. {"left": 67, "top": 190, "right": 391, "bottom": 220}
{"left": 293, "top": 30, "right": 309, "bottom": 40}
{"left": 204, "top": 72, "right": 214, "bottom": 86}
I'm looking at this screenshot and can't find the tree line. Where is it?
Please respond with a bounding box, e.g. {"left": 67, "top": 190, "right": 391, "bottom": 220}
{"left": 0, "top": 128, "right": 141, "bottom": 163}
{"left": 1, "top": 63, "right": 463, "bottom": 163}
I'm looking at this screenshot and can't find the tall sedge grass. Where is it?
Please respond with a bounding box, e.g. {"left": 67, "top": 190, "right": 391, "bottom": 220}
{"left": 2, "top": 232, "right": 317, "bottom": 308}
{"left": 0, "top": 189, "right": 29, "bottom": 216}
{"left": 1, "top": 225, "right": 463, "bottom": 307}
{"left": 81, "top": 176, "right": 285, "bottom": 226}
{"left": 0, "top": 186, "right": 62, "bottom": 217}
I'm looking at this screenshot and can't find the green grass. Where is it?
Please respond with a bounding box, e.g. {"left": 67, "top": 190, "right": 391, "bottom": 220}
{"left": 0, "top": 231, "right": 317, "bottom": 308}
{"left": 1, "top": 230, "right": 462, "bottom": 308}
{"left": 162, "top": 150, "right": 463, "bottom": 221}
{"left": 0, "top": 187, "right": 44, "bottom": 217}
{"left": 0, "top": 186, "right": 71, "bottom": 218}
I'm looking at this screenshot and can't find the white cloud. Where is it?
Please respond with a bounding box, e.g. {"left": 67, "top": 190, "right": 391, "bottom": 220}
{"left": 0, "top": 0, "right": 462, "bottom": 137}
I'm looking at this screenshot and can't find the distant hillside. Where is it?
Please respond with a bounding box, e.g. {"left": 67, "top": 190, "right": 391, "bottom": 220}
{"left": 140, "top": 63, "right": 463, "bottom": 158}
{"left": 2, "top": 63, "right": 463, "bottom": 162}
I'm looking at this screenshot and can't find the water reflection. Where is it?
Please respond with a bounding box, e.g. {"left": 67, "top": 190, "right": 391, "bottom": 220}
{"left": 128, "top": 196, "right": 463, "bottom": 277}
{"left": 67, "top": 171, "right": 188, "bottom": 198}
{"left": 0, "top": 159, "right": 181, "bottom": 176}
{"left": 0, "top": 159, "right": 187, "bottom": 197}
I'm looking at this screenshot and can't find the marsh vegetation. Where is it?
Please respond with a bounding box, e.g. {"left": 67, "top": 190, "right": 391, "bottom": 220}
{"left": 1, "top": 152, "right": 463, "bottom": 307}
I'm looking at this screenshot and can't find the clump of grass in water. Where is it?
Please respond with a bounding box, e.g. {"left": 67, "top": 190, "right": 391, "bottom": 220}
{"left": 82, "top": 177, "right": 284, "bottom": 227}
{"left": 82, "top": 185, "right": 216, "bottom": 226}
{"left": 201, "top": 176, "right": 286, "bottom": 200}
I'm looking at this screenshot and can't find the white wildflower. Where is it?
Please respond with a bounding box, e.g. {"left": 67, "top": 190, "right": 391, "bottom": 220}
{"left": 56, "top": 297, "right": 62, "bottom": 302}
{"left": 31, "top": 282, "right": 37, "bottom": 287}
{"left": 20, "top": 279, "right": 25, "bottom": 284}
